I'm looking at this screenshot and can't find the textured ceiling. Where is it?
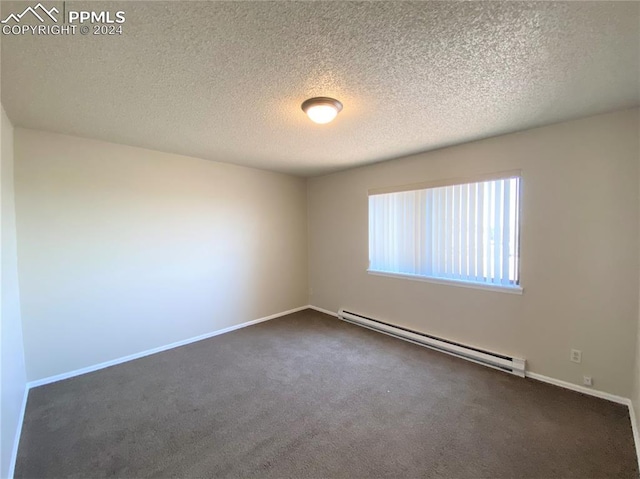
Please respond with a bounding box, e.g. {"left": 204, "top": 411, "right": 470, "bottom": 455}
{"left": 2, "top": 1, "right": 639, "bottom": 176}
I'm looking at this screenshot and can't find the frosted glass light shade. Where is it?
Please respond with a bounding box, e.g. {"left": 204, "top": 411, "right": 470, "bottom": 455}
{"left": 301, "top": 97, "right": 343, "bottom": 124}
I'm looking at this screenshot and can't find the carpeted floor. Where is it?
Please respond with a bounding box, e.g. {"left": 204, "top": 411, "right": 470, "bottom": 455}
{"left": 16, "top": 309, "right": 638, "bottom": 478}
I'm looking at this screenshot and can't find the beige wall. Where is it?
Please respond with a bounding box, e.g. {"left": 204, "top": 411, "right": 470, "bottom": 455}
{"left": 11, "top": 109, "right": 640, "bottom": 399}
{"left": 1, "top": 106, "right": 27, "bottom": 478}
{"left": 308, "top": 108, "right": 640, "bottom": 398}
{"left": 14, "top": 128, "right": 308, "bottom": 382}
{"left": 633, "top": 117, "right": 640, "bottom": 440}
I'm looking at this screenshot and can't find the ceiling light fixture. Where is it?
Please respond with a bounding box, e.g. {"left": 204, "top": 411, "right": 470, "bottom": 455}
{"left": 301, "top": 97, "right": 343, "bottom": 124}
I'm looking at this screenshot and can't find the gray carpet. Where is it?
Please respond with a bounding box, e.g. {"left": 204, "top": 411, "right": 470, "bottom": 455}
{"left": 16, "top": 309, "right": 638, "bottom": 478}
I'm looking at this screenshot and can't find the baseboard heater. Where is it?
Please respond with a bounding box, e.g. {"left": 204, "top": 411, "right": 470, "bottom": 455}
{"left": 338, "top": 309, "right": 526, "bottom": 377}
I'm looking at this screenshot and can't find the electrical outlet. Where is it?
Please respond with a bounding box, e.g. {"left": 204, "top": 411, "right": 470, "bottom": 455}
{"left": 570, "top": 349, "right": 582, "bottom": 363}
{"left": 583, "top": 376, "right": 593, "bottom": 387}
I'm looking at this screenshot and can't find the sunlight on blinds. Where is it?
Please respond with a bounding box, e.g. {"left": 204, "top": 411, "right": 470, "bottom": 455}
{"left": 369, "top": 177, "right": 520, "bottom": 287}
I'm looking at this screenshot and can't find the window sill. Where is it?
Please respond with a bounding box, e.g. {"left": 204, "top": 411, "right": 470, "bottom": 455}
{"left": 367, "top": 270, "right": 524, "bottom": 295}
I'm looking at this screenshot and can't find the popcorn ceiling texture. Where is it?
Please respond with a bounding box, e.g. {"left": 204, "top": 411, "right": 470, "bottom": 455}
{"left": 1, "top": 1, "right": 639, "bottom": 176}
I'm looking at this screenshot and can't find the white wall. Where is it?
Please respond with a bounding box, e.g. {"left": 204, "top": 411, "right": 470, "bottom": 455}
{"left": 1, "top": 107, "right": 27, "bottom": 478}
{"left": 308, "top": 108, "right": 640, "bottom": 398}
{"left": 14, "top": 129, "right": 308, "bottom": 382}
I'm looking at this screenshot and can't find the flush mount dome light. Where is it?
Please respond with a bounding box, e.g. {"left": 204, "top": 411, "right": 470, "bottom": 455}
{"left": 301, "top": 97, "right": 343, "bottom": 124}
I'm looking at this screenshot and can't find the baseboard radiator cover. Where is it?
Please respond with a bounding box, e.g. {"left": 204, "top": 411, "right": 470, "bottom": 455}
{"left": 338, "top": 309, "right": 526, "bottom": 377}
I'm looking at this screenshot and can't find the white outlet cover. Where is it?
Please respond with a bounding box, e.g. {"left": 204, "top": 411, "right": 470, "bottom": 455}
{"left": 570, "top": 349, "right": 582, "bottom": 363}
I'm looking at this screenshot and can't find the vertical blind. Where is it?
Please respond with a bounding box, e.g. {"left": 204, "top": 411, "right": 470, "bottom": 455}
{"left": 368, "top": 176, "right": 520, "bottom": 287}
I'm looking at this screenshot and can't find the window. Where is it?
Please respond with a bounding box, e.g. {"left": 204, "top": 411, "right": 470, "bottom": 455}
{"left": 368, "top": 173, "right": 521, "bottom": 292}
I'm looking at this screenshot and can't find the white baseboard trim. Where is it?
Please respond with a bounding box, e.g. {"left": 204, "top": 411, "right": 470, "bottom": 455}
{"left": 28, "top": 305, "right": 309, "bottom": 389}
{"left": 8, "top": 385, "right": 29, "bottom": 479}
{"left": 308, "top": 305, "right": 338, "bottom": 317}
{"left": 627, "top": 400, "right": 640, "bottom": 471}
{"left": 525, "top": 371, "right": 628, "bottom": 405}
